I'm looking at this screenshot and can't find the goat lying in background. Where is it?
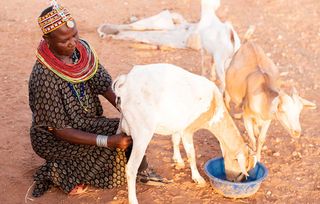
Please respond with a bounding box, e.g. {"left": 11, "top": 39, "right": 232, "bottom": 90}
{"left": 225, "top": 41, "right": 317, "bottom": 161}
{"left": 113, "top": 63, "right": 256, "bottom": 204}
{"left": 193, "top": 0, "right": 241, "bottom": 91}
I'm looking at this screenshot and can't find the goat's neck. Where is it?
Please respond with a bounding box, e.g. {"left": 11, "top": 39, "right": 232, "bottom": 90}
{"left": 210, "top": 107, "right": 246, "bottom": 154}
{"left": 198, "top": 9, "right": 220, "bottom": 29}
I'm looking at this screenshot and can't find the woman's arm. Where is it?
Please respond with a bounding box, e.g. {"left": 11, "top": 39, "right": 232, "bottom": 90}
{"left": 102, "top": 86, "right": 118, "bottom": 109}
{"left": 52, "top": 127, "right": 132, "bottom": 149}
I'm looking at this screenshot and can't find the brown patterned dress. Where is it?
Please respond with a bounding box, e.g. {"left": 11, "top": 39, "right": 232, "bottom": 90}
{"left": 28, "top": 60, "right": 127, "bottom": 197}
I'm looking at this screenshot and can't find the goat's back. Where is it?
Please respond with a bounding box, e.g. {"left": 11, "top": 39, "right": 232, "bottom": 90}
{"left": 226, "top": 41, "right": 280, "bottom": 105}
{"left": 113, "top": 63, "right": 219, "bottom": 133}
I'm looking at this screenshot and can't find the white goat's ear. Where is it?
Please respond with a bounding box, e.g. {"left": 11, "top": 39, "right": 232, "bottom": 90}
{"left": 237, "top": 153, "right": 249, "bottom": 176}
{"left": 291, "top": 87, "right": 316, "bottom": 109}
{"left": 220, "top": 144, "right": 226, "bottom": 157}
{"left": 299, "top": 97, "right": 317, "bottom": 110}
{"left": 247, "top": 147, "right": 257, "bottom": 168}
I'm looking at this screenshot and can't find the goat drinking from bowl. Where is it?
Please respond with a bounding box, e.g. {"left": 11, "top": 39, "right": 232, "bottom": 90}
{"left": 113, "top": 63, "right": 256, "bottom": 204}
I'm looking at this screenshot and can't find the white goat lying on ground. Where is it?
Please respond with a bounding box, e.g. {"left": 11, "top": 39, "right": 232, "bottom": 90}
{"left": 225, "top": 41, "right": 317, "bottom": 161}
{"left": 194, "top": 0, "right": 241, "bottom": 91}
{"left": 113, "top": 63, "right": 256, "bottom": 204}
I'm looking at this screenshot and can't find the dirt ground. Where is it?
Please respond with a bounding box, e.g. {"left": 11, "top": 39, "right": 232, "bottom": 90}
{"left": 0, "top": 0, "right": 319, "bottom": 203}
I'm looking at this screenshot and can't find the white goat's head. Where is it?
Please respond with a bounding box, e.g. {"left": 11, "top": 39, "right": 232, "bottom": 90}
{"left": 221, "top": 143, "right": 257, "bottom": 182}
{"left": 272, "top": 88, "right": 316, "bottom": 138}
{"left": 201, "top": 0, "right": 221, "bottom": 12}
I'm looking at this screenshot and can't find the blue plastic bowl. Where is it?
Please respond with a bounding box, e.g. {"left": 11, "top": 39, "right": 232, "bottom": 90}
{"left": 204, "top": 157, "right": 268, "bottom": 198}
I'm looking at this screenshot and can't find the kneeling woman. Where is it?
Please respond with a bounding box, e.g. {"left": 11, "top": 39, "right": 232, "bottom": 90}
{"left": 29, "top": 3, "right": 162, "bottom": 197}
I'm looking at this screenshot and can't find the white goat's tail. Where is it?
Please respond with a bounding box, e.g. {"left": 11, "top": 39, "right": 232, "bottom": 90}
{"left": 112, "top": 74, "right": 127, "bottom": 96}
{"left": 243, "top": 25, "right": 255, "bottom": 43}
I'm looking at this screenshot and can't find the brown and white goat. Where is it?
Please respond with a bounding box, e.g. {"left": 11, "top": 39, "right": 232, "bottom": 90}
{"left": 225, "top": 42, "right": 317, "bottom": 161}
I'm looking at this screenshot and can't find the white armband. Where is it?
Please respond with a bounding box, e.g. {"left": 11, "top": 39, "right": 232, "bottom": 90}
{"left": 96, "top": 135, "right": 109, "bottom": 147}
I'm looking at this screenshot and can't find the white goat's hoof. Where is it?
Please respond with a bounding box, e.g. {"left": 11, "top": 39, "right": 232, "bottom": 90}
{"left": 193, "top": 177, "right": 206, "bottom": 187}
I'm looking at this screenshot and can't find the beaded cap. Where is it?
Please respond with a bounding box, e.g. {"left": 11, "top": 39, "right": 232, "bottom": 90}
{"left": 38, "top": 1, "right": 74, "bottom": 35}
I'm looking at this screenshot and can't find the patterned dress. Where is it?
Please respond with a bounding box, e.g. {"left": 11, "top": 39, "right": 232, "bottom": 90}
{"left": 28, "top": 60, "right": 127, "bottom": 197}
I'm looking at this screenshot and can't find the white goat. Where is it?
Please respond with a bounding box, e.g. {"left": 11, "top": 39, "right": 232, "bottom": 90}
{"left": 225, "top": 41, "right": 317, "bottom": 161}
{"left": 113, "top": 63, "right": 256, "bottom": 204}
{"left": 196, "top": 0, "right": 240, "bottom": 91}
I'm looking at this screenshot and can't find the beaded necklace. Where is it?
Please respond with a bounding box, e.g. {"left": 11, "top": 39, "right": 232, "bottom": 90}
{"left": 67, "top": 51, "right": 89, "bottom": 112}
{"left": 68, "top": 82, "right": 89, "bottom": 112}
{"left": 36, "top": 39, "right": 98, "bottom": 83}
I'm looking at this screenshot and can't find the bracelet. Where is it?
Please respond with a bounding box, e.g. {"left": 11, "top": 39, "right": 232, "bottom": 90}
{"left": 96, "top": 135, "right": 108, "bottom": 147}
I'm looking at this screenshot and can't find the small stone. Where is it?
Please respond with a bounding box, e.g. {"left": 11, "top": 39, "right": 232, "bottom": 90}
{"left": 280, "top": 71, "right": 289, "bottom": 76}
{"left": 273, "top": 152, "right": 280, "bottom": 157}
{"left": 292, "top": 151, "right": 302, "bottom": 158}
{"left": 266, "top": 191, "right": 272, "bottom": 196}
{"left": 313, "top": 84, "right": 318, "bottom": 90}
{"left": 130, "top": 16, "right": 138, "bottom": 23}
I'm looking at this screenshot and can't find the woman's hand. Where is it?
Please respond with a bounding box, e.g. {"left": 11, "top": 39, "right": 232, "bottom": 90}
{"left": 52, "top": 128, "right": 132, "bottom": 149}
{"left": 108, "top": 133, "right": 133, "bottom": 150}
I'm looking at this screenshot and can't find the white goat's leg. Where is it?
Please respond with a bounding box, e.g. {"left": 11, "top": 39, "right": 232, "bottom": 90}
{"left": 126, "top": 127, "right": 154, "bottom": 204}
{"left": 213, "top": 58, "right": 225, "bottom": 92}
{"left": 243, "top": 115, "right": 257, "bottom": 151}
{"left": 181, "top": 132, "right": 206, "bottom": 186}
{"left": 256, "top": 120, "right": 271, "bottom": 161}
{"left": 172, "top": 132, "right": 185, "bottom": 169}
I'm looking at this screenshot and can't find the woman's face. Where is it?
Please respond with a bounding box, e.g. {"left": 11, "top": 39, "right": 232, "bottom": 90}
{"left": 45, "top": 21, "right": 79, "bottom": 57}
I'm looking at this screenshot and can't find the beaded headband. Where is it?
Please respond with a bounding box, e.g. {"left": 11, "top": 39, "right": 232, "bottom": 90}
{"left": 38, "top": 1, "right": 74, "bottom": 35}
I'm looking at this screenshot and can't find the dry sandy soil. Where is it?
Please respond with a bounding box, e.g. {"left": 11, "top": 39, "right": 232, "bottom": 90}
{"left": 0, "top": 0, "right": 319, "bottom": 203}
